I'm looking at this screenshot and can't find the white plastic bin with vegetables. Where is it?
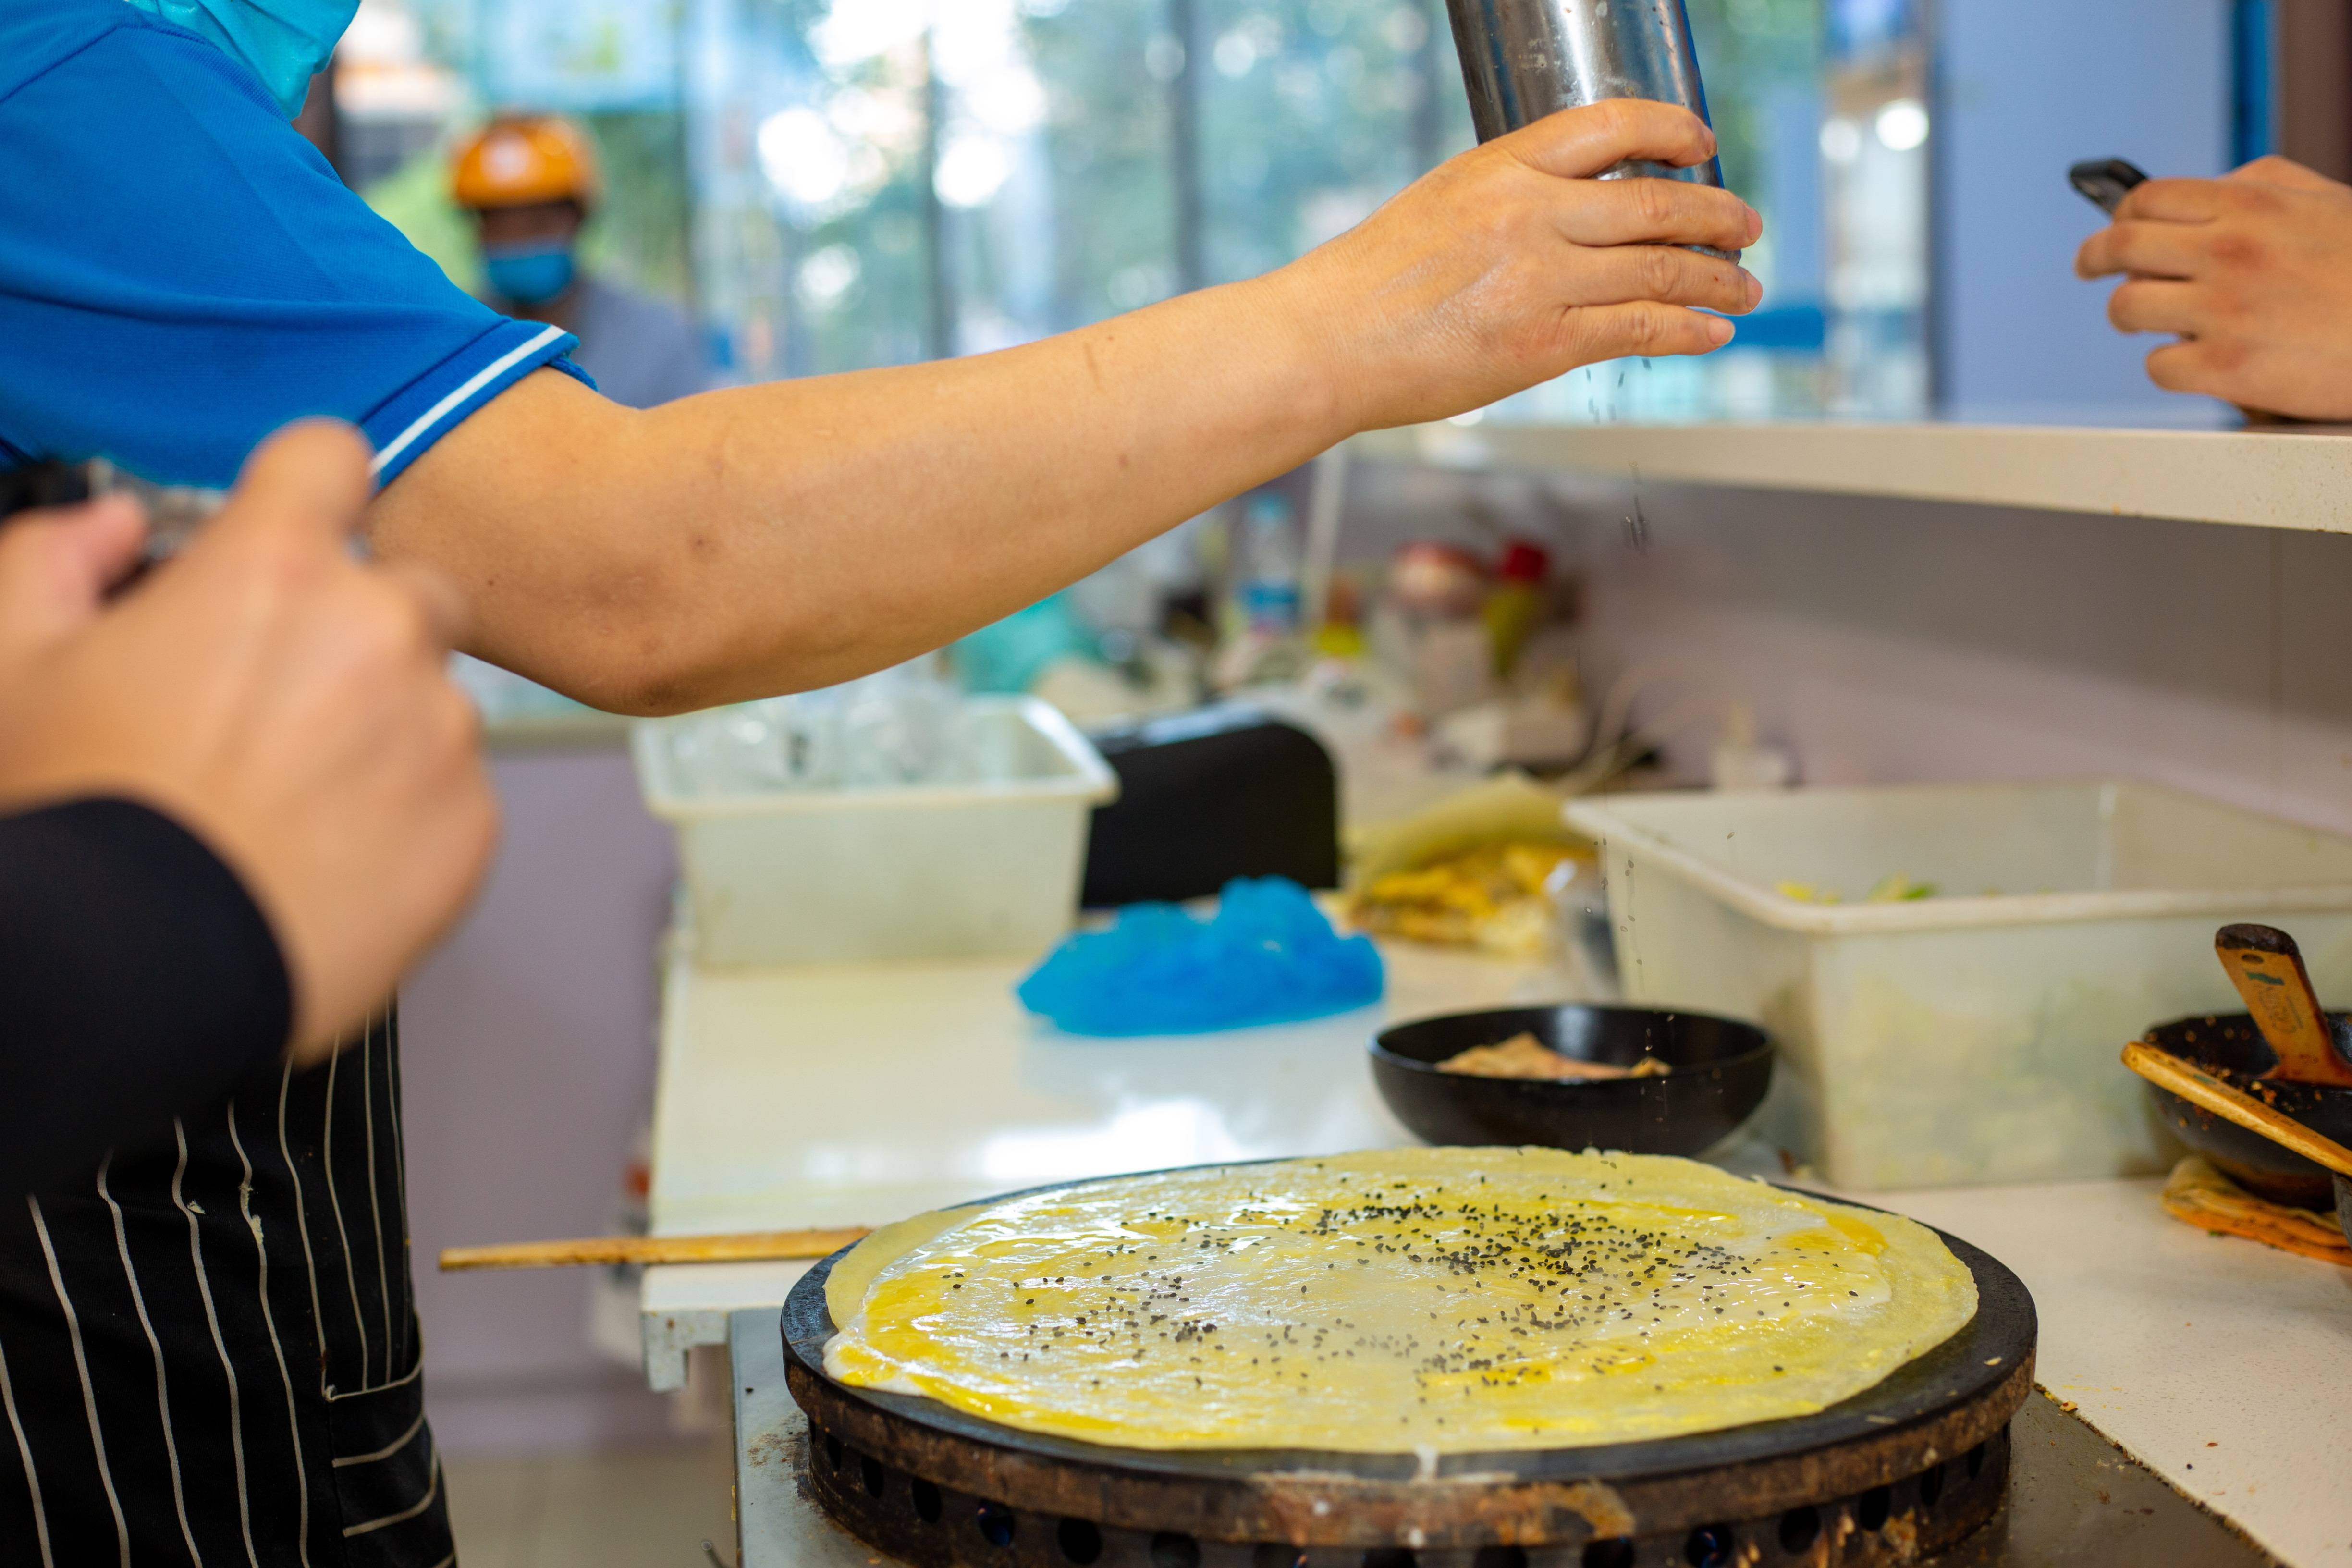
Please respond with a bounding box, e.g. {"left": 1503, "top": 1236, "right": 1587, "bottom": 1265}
{"left": 1566, "top": 779, "right": 2352, "bottom": 1190}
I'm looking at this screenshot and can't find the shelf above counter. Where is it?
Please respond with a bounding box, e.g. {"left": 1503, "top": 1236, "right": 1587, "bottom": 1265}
{"left": 1348, "top": 419, "right": 2352, "bottom": 534}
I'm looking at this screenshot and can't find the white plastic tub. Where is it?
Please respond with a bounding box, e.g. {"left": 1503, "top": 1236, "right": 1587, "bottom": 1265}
{"left": 1563, "top": 781, "right": 2352, "bottom": 1190}
{"left": 635, "top": 696, "right": 1118, "bottom": 966}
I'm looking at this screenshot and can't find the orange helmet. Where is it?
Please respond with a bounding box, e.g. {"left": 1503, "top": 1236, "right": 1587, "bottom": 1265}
{"left": 451, "top": 115, "right": 601, "bottom": 210}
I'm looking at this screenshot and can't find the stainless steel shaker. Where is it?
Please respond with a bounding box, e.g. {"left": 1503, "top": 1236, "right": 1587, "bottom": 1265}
{"left": 1446, "top": 0, "right": 1727, "bottom": 191}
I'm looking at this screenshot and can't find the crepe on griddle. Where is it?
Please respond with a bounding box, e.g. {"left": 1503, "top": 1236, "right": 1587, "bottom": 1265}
{"left": 823, "top": 1147, "right": 1976, "bottom": 1453}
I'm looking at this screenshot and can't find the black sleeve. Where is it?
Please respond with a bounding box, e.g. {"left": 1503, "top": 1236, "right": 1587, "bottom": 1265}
{"left": 0, "top": 798, "right": 291, "bottom": 1195}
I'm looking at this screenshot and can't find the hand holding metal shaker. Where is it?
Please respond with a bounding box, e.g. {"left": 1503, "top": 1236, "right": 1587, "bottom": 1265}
{"left": 1445, "top": 0, "right": 1735, "bottom": 257}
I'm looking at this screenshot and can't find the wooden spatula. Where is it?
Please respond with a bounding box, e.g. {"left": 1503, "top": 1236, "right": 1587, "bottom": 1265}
{"left": 439, "top": 1226, "right": 872, "bottom": 1273}
{"left": 2122, "top": 1041, "right": 2352, "bottom": 1177}
{"left": 2214, "top": 923, "right": 2352, "bottom": 1087}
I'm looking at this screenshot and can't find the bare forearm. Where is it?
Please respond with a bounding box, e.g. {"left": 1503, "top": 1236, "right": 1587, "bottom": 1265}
{"left": 377, "top": 273, "right": 1338, "bottom": 712}
{"left": 371, "top": 102, "right": 1762, "bottom": 714}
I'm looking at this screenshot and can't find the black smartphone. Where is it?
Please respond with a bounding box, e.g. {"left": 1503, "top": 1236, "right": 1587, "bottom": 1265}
{"left": 0, "top": 458, "right": 93, "bottom": 520}
{"left": 2069, "top": 157, "right": 2150, "bottom": 216}
{"left": 0, "top": 458, "right": 220, "bottom": 584}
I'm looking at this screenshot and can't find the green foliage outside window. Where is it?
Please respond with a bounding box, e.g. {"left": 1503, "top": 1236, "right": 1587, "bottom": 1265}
{"left": 1692, "top": 0, "right": 1824, "bottom": 211}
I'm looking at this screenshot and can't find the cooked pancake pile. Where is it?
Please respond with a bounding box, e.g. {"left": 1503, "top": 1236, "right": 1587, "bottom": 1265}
{"left": 824, "top": 1148, "right": 1976, "bottom": 1454}
{"left": 1438, "top": 1033, "right": 1671, "bottom": 1081}
{"left": 1346, "top": 842, "right": 1583, "bottom": 956}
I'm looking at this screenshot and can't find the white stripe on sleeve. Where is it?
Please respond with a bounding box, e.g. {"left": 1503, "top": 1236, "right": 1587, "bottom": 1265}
{"left": 369, "top": 324, "right": 568, "bottom": 478}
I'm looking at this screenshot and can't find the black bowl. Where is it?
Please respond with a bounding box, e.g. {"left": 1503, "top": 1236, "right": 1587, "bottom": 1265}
{"left": 2339, "top": 1174, "right": 2352, "bottom": 1251}
{"left": 1370, "top": 1004, "right": 1774, "bottom": 1157}
{"left": 2140, "top": 1012, "right": 2352, "bottom": 1209}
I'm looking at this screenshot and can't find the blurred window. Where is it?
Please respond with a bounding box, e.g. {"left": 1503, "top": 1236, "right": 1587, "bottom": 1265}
{"left": 689, "top": 0, "right": 1478, "bottom": 378}
{"left": 342, "top": 0, "right": 1825, "bottom": 412}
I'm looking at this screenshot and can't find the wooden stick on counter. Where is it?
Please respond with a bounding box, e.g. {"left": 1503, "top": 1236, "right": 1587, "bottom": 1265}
{"left": 438, "top": 1227, "right": 874, "bottom": 1273}
{"left": 2121, "top": 1040, "right": 2352, "bottom": 1178}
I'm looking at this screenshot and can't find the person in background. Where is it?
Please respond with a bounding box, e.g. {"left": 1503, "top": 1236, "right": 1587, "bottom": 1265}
{"left": 452, "top": 113, "right": 712, "bottom": 409}
{"left": 2076, "top": 155, "right": 2352, "bottom": 421}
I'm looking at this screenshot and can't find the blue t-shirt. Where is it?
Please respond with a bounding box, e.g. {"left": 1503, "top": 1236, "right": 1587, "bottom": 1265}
{"left": 0, "top": 0, "right": 591, "bottom": 490}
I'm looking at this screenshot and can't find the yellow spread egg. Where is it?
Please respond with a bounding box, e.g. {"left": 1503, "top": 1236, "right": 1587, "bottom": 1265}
{"left": 822, "top": 1148, "right": 1977, "bottom": 1453}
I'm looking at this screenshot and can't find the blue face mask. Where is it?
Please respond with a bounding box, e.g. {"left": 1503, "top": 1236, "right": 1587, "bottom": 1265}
{"left": 122, "top": 0, "right": 360, "bottom": 120}
{"left": 483, "top": 245, "right": 578, "bottom": 306}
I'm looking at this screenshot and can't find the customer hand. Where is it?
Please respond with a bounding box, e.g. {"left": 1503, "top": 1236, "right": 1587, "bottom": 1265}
{"left": 2075, "top": 156, "right": 2352, "bottom": 420}
{"left": 1278, "top": 98, "right": 1763, "bottom": 431}
{"left": 0, "top": 422, "right": 498, "bottom": 1064}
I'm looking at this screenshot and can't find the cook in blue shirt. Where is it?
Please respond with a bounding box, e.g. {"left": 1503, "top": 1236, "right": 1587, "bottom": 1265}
{"left": 0, "top": 5, "right": 593, "bottom": 491}
{"left": 0, "top": 0, "right": 1765, "bottom": 1559}
{"left": 0, "top": 11, "right": 582, "bottom": 1557}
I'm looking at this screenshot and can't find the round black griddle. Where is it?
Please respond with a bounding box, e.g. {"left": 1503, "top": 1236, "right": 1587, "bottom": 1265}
{"left": 1370, "top": 1005, "right": 1774, "bottom": 1158}
{"left": 2141, "top": 1012, "right": 2352, "bottom": 1209}
{"left": 782, "top": 1164, "right": 2035, "bottom": 1568}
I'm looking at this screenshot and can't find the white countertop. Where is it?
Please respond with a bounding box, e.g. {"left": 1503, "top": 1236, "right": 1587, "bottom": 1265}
{"left": 647, "top": 938, "right": 1586, "bottom": 1236}
{"left": 638, "top": 937, "right": 1592, "bottom": 1387}
{"left": 1875, "top": 1178, "right": 2352, "bottom": 1568}
{"left": 642, "top": 939, "right": 2352, "bottom": 1567}
{"left": 1351, "top": 418, "right": 2352, "bottom": 535}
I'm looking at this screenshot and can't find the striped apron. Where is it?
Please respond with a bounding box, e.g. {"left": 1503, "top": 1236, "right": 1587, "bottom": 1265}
{"left": 0, "top": 1012, "right": 454, "bottom": 1567}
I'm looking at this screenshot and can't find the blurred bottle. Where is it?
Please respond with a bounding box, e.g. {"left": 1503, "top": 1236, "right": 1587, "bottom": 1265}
{"left": 1209, "top": 492, "right": 1311, "bottom": 691}
{"left": 1708, "top": 702, "right": 1796, "bottom": 790}
{"left": 652, "top": 656, "right": 969, "bottom": 796}
{"left": 1483, "top": 539, "right": 1551, "bottom": 678}
{"left": 841, "top": 657, "right": 968, "bottom": 787}
{"left": 1312, "top": 572, "right": 1368, "bottom": 661}
{"left": 1372, "top": 541, "right": 1493, "bottom": 718}
{"left": 1236, "top": 492, "right": 1304, "bottom": 636}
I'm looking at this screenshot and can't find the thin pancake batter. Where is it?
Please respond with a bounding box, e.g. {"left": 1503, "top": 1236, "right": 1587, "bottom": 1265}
{"left": 825, "top": 1148, "right": 1976, "bottom": 1453}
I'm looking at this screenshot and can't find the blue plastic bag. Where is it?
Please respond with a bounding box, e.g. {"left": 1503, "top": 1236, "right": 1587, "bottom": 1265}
{"left": 1017, "top": 877, "right": 1384, "bottom": 1036}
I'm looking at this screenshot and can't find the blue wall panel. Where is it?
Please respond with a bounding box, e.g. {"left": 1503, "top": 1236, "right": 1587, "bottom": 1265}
{"left": 1937, "top": 0, "right": 2233, "bottom": 424}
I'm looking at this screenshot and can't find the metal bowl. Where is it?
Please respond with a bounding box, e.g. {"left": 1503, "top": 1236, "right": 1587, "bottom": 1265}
{"left": 1370, "top": 1004, "right": 1773, "bottom": 1157}
{"left": 2140, "top": 1012, "right": 2352, "bottom": 1209}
